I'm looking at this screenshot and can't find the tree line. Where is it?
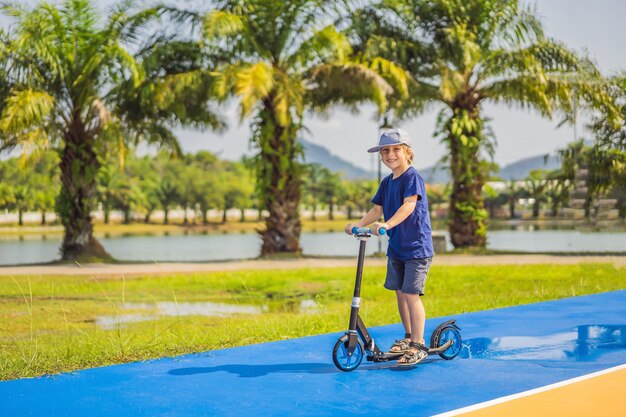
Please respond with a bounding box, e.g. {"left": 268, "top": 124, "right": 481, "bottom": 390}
{"left": 0, "top": 149, "right": 382, "bottom": 226}
{"left": 0, "top": 0, "right": 624, "bottom": 261}
{"left": 2, "top": 140, "right": 624, "bottom": 227}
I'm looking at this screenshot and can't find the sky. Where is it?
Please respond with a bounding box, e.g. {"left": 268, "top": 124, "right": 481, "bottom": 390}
{"left": 3, "top": 1, "right": 626, "bottom": 172}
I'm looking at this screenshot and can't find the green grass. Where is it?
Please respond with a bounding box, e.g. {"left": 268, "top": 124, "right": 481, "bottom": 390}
{"left": 1, "top": 262, "right": 625, "bottom": 380}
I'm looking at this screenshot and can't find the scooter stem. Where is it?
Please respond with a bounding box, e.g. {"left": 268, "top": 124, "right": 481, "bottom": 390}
{"left": 348, "top": 239, "right": 367, "bottom": 331}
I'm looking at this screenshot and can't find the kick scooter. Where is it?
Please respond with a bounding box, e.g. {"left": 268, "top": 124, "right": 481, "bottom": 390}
{"left": 332, "top": 227, "right": 462, "bottom": 372}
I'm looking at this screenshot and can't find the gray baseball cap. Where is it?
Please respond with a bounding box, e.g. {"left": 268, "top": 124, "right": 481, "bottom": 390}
{"left": 367, "top": 128, "right": 412, "bottom": 153}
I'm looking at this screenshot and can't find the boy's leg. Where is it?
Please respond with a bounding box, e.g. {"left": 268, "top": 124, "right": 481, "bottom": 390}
{"left": 404, "top": 293, "right": 426, "bottom": 345}
{"left": 397, "top": 293, "right": 428, "bottom": 364}
{"left": 397, "top": 257, "right": 431, "bottom": 364}
{"left": 386, "top": 258, "right": 413, "bottom": 352}
{"left": 395, "top": 290, "right": 411, "bottom": 336}
{"left": 400, "top": 257, "right": 431, "bottom": 345}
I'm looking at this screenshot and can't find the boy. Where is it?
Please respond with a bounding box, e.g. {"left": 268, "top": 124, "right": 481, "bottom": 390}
{"left": 344, "top": 127, "right": 434, "bottom": 366}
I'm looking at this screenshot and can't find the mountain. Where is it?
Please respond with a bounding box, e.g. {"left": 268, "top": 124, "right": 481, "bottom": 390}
{"left": 300, "top": 139, "right": 373, "bottom": 180}
{"left": 417, "top": 165, "right": 450, "bottom": 184}
{"left": 302, "top": 139, "right": 564, "bottom": 183}
{"left": 417, "top": 153, "right": 563, "bottom": 184}
{"left": 497, "top": 153, "right": 562, "bottom": 181}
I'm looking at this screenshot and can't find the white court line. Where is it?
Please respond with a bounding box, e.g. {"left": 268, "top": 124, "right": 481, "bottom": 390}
{"left": 430, "top": 363, "right": 626, "bottom": 417}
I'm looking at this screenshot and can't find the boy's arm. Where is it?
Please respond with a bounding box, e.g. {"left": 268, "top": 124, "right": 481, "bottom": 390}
{"left": 372, "top": 195, "right": 417, "bottom": 235}
{"left": 344, "top": 205, "right": 383, "bottom": 234}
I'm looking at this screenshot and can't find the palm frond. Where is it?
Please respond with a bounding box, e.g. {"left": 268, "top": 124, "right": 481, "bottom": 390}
{"left": 154, "top": 4, "right": 202, "bottom": 28}
{"left": 12, "top": 127, "right": 51, "bottom": 162}
{"left": 287, "top": 25, "right": 352, "bottom": 69}
{"left": 483, "top": 1, "right": 544, "bottom": 49}
{"left": 105, "top": 43, "right": 145, "bottom": 87}
{"left": 273, "top": 69, "right": 304, "bottom": 125}
{"left": 203, "top": 10, "right": 245, "bottom": 42}
{"left": 4, "top": 3, "right": 67, "bottom": 82}
{"left": 306, "top": 62, "right": 392, "bottom": 114}
{"left": 0, "top": 89, "right": 55, "bottom": 134}
{"left": 235, "top": 62, "right": 274, "bottom": 120}
{"left": 441, "top": 22, "right": 482, "bottom": 73}
{"left": 482, "top": 76, "right": 553, "bottom": 116}
{"left": 366, "top": 56, "right": 412, "bottom": 111}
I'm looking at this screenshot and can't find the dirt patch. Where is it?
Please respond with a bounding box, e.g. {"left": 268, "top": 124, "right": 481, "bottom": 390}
{"left": 0, "top": 254, "right": 624, "bottom": 277}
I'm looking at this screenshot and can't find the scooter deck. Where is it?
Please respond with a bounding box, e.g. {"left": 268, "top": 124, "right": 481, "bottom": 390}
{"left": 367, "top": 339, "right": 454, "bottom": 362}
{"left": 368, "top": 351, "right": 403, "bottom": 362}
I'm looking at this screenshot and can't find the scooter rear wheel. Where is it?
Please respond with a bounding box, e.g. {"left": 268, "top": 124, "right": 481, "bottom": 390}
{"left": 432, "top": 326, "right": 462, "bottom": 360}
{"left": 332, "top": 338, "right": 364, "bottom": 372}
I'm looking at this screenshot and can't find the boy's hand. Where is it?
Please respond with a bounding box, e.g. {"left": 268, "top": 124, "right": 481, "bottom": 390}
{"left": 371, "top": 222, "right": 390, "bottom": 236}
{"left": 344, "top": 223, "right": 354, "bottom": 235}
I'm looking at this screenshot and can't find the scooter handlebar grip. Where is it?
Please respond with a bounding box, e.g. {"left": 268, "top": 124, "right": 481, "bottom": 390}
{"left": 351, "top": 227, "right": 387, "bottom": 235}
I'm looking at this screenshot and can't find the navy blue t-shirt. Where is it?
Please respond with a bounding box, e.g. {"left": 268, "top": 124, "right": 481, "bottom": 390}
{"left": 371, "top": 166, "right": 434, "bottom": 260}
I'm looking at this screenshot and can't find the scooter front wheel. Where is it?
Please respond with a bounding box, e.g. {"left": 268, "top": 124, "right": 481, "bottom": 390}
{"left": 332, "top": 337, "right": 364, "bottom": 372}
{"left": 433, "top": 326, "right": 462, "bottom": 360}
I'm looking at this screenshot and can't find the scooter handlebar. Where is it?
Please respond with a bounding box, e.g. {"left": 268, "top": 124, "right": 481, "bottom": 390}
{"left": 352, "top": 227, "right": 386, "bottom": 236}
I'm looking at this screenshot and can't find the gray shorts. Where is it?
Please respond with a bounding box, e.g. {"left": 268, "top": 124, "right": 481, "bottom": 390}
{"left": 384, "top": 257, "right": 433, "bottom": 295}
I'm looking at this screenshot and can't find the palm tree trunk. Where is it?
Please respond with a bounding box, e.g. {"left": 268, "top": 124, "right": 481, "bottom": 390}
{"left": 103, "top": 201, "right": 110, "bottom": 224}
{"left": 551, "top": 202, "right": 559, "bottom": 217}
{"left": 446, "top": 108, "right": 488, "bottom": 248}
{"left": 257, "top": 100, "right": 302, "bottom": 256}
{"left": 58, "top": 122, "right": 111, "bottom": 261}
{"left": 508, "top": 199, "right": 516, "bottom": 218}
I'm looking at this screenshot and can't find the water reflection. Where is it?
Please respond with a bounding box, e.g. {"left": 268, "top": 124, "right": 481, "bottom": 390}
{"left": 96, "top": 301, "right": 267, "bottom": 330}
{"left": 274, "top": 299, "right": 322, "bottom": 314}
{"left": 95, "top": 299, "right": 322, "bottom": 329}
{"left": 299, "top": 299, "right": 322, "bottom": 314}
{"left": 460, "top": 325, "right": 626, "bottom": 361}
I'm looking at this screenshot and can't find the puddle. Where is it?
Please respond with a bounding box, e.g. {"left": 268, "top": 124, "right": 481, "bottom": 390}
{"left": 95, "top": 299, "right": 322, "bottom": 329}
{"left": 299, "top": 299, "right": 322, "bottom": 314}
{"left": 96, "top": 313, "right": 157, "bottom": 329}
{"left": 460, "top": 325, "right": 626, "bottom": 361}
{"left": 96, "top": 301, "right": 268, "bottom": 330}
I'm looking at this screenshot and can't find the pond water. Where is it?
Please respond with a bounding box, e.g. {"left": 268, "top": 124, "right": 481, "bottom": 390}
{"left": 1, "top": 228, "right": 625, "bottom": 266}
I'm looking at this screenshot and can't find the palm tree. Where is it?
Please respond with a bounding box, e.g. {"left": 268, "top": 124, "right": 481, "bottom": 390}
{"left": 502, "top": 180, "right": 523, "bottom": 219}
{"left": 350, "top": 0, "right": 620, "bottom": 248}
{"left": 591, "top": 74, "right": 626, "bottom": 152}
{"left": 523, "top": 169, "right": 549, "bottom": 218}
{"left": 590, "top": 74, "right": 626, "bottom": 219}
{"left": 544, "top": 169, "right": 571, "bottom": 217}
{"left": 200, "top": 0, "right": 403, "bottom": 255}
{"left": 0, "top": 0, "right": 222, "bottom": 260}
{"left": 560, "top": 140, "right": 620, "bottom": 219}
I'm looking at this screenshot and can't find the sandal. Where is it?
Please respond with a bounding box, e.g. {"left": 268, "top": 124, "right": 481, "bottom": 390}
{"left": 397, "top": 342, "right": 429, "bottom": 366}
{"left": 389, "top": 338, "right": 411, "bottom": 353}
